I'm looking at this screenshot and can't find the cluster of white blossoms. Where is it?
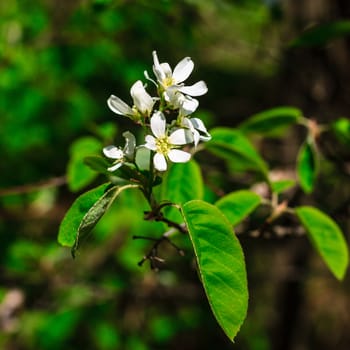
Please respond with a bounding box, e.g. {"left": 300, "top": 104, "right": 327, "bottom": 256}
{"left": 103, "top": 51, "right": 211, "bottom": 172}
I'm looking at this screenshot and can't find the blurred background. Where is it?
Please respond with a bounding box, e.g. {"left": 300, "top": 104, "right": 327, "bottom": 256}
{"left": 0, "top": 0, "right": 349, "bottom": 349}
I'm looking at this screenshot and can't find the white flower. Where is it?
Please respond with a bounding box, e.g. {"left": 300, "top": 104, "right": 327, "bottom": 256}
{"left": 152, "top": 51, "right": 193, "bottom": 88}
{"left": 144, "top": 111, "right": 192, "bottom": 171}
{"left": 103, "top": 146, "right": 124, "bottom": 171}
{"left": 183, "top": 117, "right": 211, "bottom": 147}
{"left": 130, "top": 81, "right": 154, "bottom": 116}
{"left": 103, "top": 132, "right": 136, "bottom": 171}
{"left": 119, "top": 131, "right": 136, "bottom": 161}
{"left": 107, "top": 80, "right": 155, "bottom": 120}
{"left": 150, "top": 51, "right": 207, "bottom": 109}
{"left": 163, "top": 87, "right": 199, "bottom": 116}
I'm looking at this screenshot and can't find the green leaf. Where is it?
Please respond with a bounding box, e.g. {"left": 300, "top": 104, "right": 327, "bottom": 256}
{"left": 58, "top": 183, "right": 112, "bottom": 247}
{"left": 296, "top": 206, "right": 349, "bottom": 280}
{"left": 94, "top": 122, "right": 118, "bottom": 142}
{"left": 160, "top": 160, "right": 203, "bottom": 222}
{"left": 161, "top": 160, "right": 203, "bottom": 204}
{"left": 58, "top": 183, "right": 138, "bottom": 256}
{"left": 239, "top": 106, "right": 302, "bottom": 135}
{"left": 37, "top": 309, "right": 81, "bottom": 349}
{"left": 206, "top": 128, "right": 268, "bottom": 178}
{"left": 271, "top": 179, "right": 296, "bottom": 194}
{"left": 84, "top": 156, "right": 112, "bottom": 175}
{"left": 85, "top": 156, "right": 145, "bottom": 184}
{"left": 290, "top": 21, "right": 350, "bottom": 48}
{"left": 332, "top": 117, "right": 350, "bottom": 145}
{"left": 181, "top": 200, "right": 248, "bottom": 341}
{"left": 67, "top": 137, "right": 102, "bottom": 192}
{"left": 215, "top": 190, "right": 261, "bottom": 226}
{"left": 297, "top": 141, "right": 318, "bottom": 193}
{"left": 135, "top": 147, "right": 151, "bottom": 170}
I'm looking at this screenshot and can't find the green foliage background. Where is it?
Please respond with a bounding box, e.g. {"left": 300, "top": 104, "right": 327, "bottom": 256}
{"left": 1, "top": 0, "right": 349, "bottom": 349}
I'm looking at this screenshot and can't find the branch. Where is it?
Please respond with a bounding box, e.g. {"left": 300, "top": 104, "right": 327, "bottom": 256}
{"left": 144, "top": 208, "right": 188, "bottom": 234}
{"left": 0, "top": 176, "right": 67, "bottom": 196}
{"left": 133, "top": 229, "right": 185, "bottom": 270}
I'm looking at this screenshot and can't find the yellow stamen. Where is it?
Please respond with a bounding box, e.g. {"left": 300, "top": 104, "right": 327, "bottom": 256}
{"left": 163, "top": 76, "right": 175, "bottom": 88}
{"left": 156, "top": 137, "right": 171, "bottom": 155}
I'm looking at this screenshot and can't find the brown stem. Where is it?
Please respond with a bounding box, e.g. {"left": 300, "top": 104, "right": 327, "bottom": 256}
{"left": 0, "top": 176, "right": 67, "bottom": 196}
{"left": 144, "top": 209, "right": 187, "bottom": 234}
{"left": 133, "top": 234, "right": 185, "bottom": 270}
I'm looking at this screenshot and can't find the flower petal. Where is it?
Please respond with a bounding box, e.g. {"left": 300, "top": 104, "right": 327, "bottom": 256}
{"left": 178, "top": 81, "right": 208, "bottom": 96}
{"left": 144, "top": 70, "right": 158, "bottom": 87}
{"left": 163, "top": 87, "right": 182, "bottom": 108}
{"left": 180, "top": 96, "right": 199, "bottom": 116}
{"left": 154, "top": 153, "right": 167, "bottom": 171}
{"left": 122, "top": 131, "right": 136, "bottom": 159}
{"left": 152, "top": 51, "right": 166, "bottom": 82}
{"left": 173, "top": 57, "right": 194, "bottom": 83}
{"left": 145, "top": 135, "right": 157, "bottom": 151}
{"left": 130, "top": 80, "right": 154, "bottom": 115}
{"left": 190, "top": 118, "right": 211, "bottom": 141}
{"left": 103, "top": 145, "right": 124, "bottom": 159}
{"left": 168, "top": 149, "right": 191, "bottom": 163}
{"left": 107, "top": 162, "right": 123, "bottom": 172}
{"left": 169, "top": 128, "right": 192, "bottom": 145}
{"left": 183, "top": 118, "right": 200, "bottom": 146}
{"left": 160, "top": 63, "right": 172, "bottom": 78}
{"left": 192, "top": 129, "right": 200, "bottom": 147}
{"left": 107, "top": 95, "right": 133, "bottom": 116}
{"left": 150, "top": 111, "right": 166, "bottom": 138}
{"left": 190, "top": 118, "right": 208, "bottom": 133}
{"left": 199, "top": 134, "right": 211, "bottom": 142}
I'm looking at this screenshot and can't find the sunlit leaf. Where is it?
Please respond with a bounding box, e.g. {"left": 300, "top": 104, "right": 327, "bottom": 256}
{"left": 239, "top": 106, "right": 302, "bottom": 135}
{"left": 58, "top": 183, "right": 112, "bottom": 248}
{"left": 206, "top": 128, "right": 268, "bottom": 178}
{"left": 160, "top": 160, "right": 203, "bottom": 222}
{"left": 67, "top": 137, "right": 102, "bottom": 192}
{"left": 297, "top": 141, "right": 318, "bottom": 193}
{"left": 161, "top": 160, "right": 203, "bottom": 204}
{"left": 73, "top": 184, "right": 138, "bottom": 257}
{"left": 290, "top": 21, "right": 350, "bottom": 48}
{"left": 58, "top": 183, "right": 138, "bottom": 256}
{"left": 296, "top": 206, "right": 349, "bottom": 280}
{"left": 181, "top": 200, "right": 248, "bottom": 341}
{"left": 271, "top": 179, "right": 296, "bottom": 194}
{"left": 215, "top": 190, "right": 261, "bottom": 226}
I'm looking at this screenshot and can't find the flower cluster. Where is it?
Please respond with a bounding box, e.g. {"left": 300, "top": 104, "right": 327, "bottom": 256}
{"left": 103, "top": 51, "right": 211, "bottom": 172}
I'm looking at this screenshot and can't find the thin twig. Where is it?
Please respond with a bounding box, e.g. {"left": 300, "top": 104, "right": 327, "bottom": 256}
{"left": 0, "top": 176, "right": 67, "bottom": 196}
{"left": 133, "top": 231, "right": 185, "bottom": 270}
{"left": 144, "top": 209, "right": 188, "bottom": 234}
